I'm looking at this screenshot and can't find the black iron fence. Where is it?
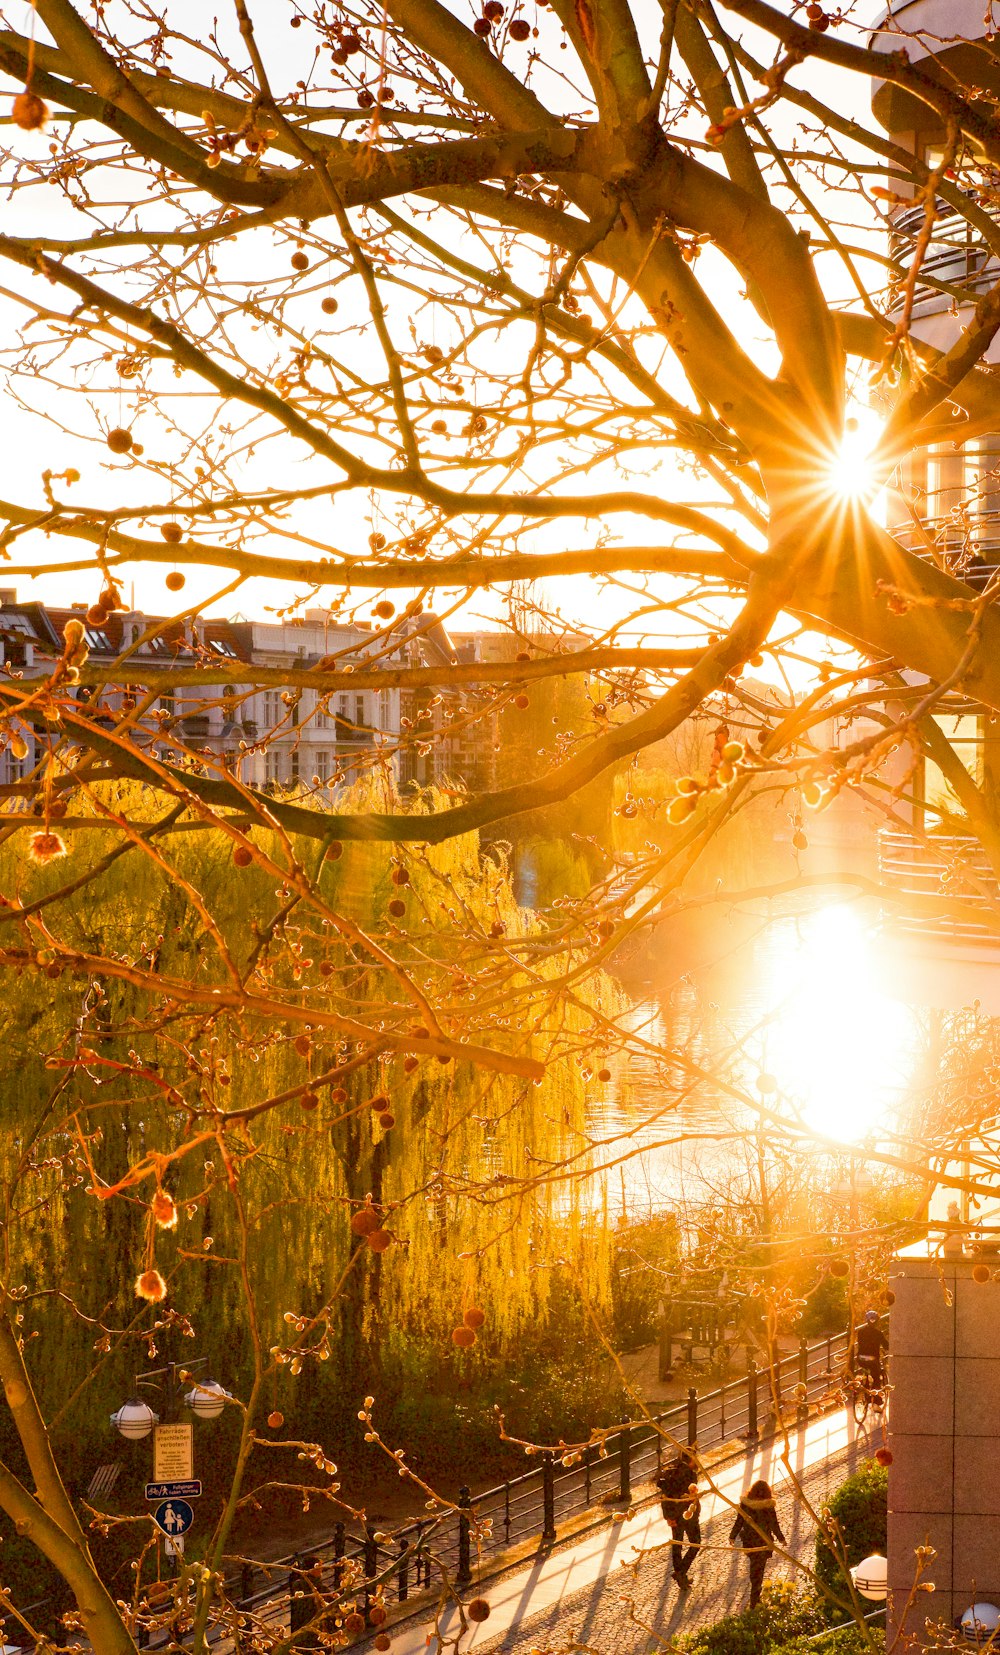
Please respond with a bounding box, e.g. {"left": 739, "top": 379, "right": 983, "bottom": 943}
{"left": 223, "top": 1328, "right": 851, "bottom": 1634}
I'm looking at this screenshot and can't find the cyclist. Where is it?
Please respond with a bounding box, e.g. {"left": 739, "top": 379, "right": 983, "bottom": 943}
{"left": 850, "top": 1310, "right": 888, "bottom": 1391}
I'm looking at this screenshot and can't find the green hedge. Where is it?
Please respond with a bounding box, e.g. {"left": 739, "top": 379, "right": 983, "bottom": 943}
{"left": 772, "top": 1632, "right": 883, "bottom": 1655}
{"left": 678, "top": 1582, "right": 885, "bottom": 1655}
{"left": 677, "top": 1583, "right": 826, "bottom": 1655}
{"left": 814, "top": 1461, "right": 888, "bottom": 1611}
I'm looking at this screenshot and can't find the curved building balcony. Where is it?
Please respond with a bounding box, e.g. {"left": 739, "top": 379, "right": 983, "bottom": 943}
{"left": 889, "top": 199, "right": 996, "bottom": 320}
{"left": 879, "top": 826, "right": 1000, "bottom": 946}
{"left": 870, "top": 1, "right": 1000, "bottom": 136}
{"left": 887, "top": 510, "right": 1000, "bottom": 589}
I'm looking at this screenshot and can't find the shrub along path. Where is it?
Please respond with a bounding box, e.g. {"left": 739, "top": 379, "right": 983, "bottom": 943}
{"left": 406, "top": 1410, "right": 873, "bottom": 1655}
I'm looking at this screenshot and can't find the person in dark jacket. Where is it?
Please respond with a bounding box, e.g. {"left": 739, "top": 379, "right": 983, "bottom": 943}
{"left": 850, "top": 1310, "right": 889, "bottom": 1389}
{"left": 655, "top": 1447, "right": 701, "bottom": 1587}
{"left": 729, "top": 1480, "right": 786, "bottom": 1608}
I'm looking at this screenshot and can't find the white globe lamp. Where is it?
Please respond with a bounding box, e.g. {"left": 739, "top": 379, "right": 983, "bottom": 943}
{"left": 962, "top": 1603, "right": 1000, "bottom": 1642}
{"left": 851, "top": 1553, "right": 888, "bottom": 1602}
{"left": 110, "top": 1398, "right": 159, "bottom": 1439}
{"left": 184, "top": 1378, "right": 230, "bottom": 1420}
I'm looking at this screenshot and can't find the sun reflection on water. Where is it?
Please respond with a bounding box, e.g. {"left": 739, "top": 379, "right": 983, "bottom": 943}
{"left": 759, "top": 903, "right": 917, "bottom": 1143}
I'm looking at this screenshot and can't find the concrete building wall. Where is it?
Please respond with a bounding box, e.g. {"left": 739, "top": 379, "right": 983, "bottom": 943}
{"left": 889, "top": 1252, "right": 1000, "bottom": 1639}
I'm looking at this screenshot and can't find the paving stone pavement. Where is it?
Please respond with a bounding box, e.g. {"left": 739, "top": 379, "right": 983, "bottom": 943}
{"left": 470, "top": 1439, "right": 865, "bottom": 1655}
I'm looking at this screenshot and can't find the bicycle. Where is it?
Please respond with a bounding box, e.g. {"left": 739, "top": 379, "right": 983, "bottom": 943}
{"left": 840, "top": 1366, "right": 888, "bottom": 1427}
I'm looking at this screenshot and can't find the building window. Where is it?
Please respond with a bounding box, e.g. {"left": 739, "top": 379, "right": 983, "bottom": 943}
{"left": 265, "top": 748, "right": 282, "bottom": 785}
{"left": 922, "top": 712, "right": 985, "bottom": 829}
{"left": 315, "top": 697, "right": 330, "bottom": 729}
{"left": 263, "top": 689, "right": 282, "bottom": 728}
{"left": 926, "top": 443, "right": 968, "bottom": 521}
{"left": 316, "top": 750, "right": 330, "bottom": 782}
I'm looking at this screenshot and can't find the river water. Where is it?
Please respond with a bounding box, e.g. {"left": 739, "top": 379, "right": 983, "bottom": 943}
{"left": 584, "top": 897, "right": 924, "bottom": 1222}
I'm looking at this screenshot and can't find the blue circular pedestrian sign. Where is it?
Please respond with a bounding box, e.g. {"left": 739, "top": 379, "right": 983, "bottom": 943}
{"left": 152, "top": 1499, "right": 194, "bottom": 1538}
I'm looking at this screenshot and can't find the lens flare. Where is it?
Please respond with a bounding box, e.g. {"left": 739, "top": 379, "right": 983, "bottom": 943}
{"left": 761, "top": 903, "right": 915, "bottom": 1142}
{"left": 825, "top": 419, "right": 879, "bottom": 504}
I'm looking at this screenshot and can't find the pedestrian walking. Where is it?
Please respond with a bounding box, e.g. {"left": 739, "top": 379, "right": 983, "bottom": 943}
{"left": 729, "top": 1479, "right": 786, "bottom": 1608}
{"left": 655, "top": 1446, "right": 701, "bottom": 1587}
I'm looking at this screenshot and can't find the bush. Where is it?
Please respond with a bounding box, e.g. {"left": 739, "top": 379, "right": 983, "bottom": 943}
{"left": 611, "top": 1214, "right": 679, "bottom": 1350}
{"left": 772, "top": 1631, "right": 883, "bottom": 1655}
{"left": 797, "top": 1272, "right": 849, "bottom": 1338}
{"left": 678, "top": 1582, "right": 826, "bottom": 1655}
{"left": 380, "top": 1326, "right": 631, "bottom": 1482}
{"left": 814, "top": 1460, "right": 888, "bottom": 1611}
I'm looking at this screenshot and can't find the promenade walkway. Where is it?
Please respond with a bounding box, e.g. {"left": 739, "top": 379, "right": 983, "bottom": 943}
{"left": 389, "top": 1408, "right": 873, "bottom": 1655}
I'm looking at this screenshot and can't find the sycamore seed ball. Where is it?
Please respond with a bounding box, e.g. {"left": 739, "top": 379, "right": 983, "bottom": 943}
{"left": 107, "top": 427, "right": 133, "bottom": 454}
{"left": 12, "top": 90, "right": 48, "bottom": 130}
{"left": 350, "top": 1208, "right": 381, "bottom": 1237}
{"left": 451, "top": 1325, "right": 476, "bottom": 1348}
{"left": 165, "top": 571, "right": 186, "bottom": 592}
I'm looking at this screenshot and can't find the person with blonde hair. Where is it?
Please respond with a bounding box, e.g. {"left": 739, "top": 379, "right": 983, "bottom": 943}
{"left": 729, "top": 1479, "right": 786, "bottom": 1608}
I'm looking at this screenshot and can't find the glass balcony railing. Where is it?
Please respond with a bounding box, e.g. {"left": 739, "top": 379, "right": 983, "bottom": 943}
{"left": 889, "top": 199, "right": 996, "bottom": 315}
{"left": 879, "top": 827, "right": 1000, "bottom": 944}
{"left": 887, "top": 511, "right": 1000, "bottom": 588}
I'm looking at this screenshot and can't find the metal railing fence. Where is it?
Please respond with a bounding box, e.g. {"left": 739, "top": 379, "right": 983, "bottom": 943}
{"left": 215, "top": 1328, "right": 852, "bottom": 1639}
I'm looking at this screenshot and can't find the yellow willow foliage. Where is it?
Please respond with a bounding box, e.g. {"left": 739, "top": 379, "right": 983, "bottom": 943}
{"left": 0, "top": 779, "right": 622, "bottom": 1442}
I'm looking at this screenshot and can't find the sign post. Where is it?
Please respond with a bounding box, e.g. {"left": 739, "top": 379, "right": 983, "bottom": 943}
{"left": 153, "top": 1423, "right": 193, "bottom": 1484}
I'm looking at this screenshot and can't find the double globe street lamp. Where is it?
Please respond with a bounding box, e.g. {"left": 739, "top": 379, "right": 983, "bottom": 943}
{"left": 110, "top": 1377, "right": 231, "bottom": 1438}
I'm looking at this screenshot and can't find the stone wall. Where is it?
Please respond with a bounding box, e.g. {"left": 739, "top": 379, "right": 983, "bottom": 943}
{"left": 889, "top": 1251, "right": 1000, "bottom": 1639}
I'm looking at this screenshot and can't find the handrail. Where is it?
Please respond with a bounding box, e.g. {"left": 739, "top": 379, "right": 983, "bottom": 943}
{"left": 215, "top": 1328, "right": 853, "bottom": 1632}
{"left": 13, "top": 1327, "right": 862, "bottom": 1648}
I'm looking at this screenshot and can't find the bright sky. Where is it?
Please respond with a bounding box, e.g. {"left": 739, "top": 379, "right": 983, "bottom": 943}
{"left": 0, "top": 0, "right": 891, "bottom": 664}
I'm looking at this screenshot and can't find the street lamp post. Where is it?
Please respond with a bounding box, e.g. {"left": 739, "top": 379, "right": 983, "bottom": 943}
{"left": 111, "top": 1357, "right": 231, "bottom": 1574}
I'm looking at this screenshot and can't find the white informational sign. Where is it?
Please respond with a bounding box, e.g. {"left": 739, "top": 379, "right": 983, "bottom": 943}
{"left": 153, "top": 1423, "right": 193, "bottom": 1483}
{"left": 164, "top": 1533, "right": 185, "bottom": 1559}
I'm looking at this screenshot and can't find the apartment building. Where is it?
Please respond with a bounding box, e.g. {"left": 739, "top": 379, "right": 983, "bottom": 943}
{"left": 0, "top": 592, "right": 501, "bottom": 800}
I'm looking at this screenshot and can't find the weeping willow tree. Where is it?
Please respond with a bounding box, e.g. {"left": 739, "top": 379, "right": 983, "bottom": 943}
{"left": 0, "top": 781, "right": 624, "bottom": 1648}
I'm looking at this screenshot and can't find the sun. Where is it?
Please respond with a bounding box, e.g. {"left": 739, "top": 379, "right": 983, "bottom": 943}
{"left": 824, "top": 417, "right": 880, "bottom": 504}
